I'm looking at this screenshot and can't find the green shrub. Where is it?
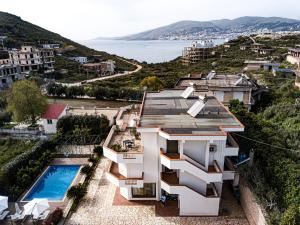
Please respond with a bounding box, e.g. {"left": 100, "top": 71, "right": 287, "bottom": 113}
{"left": 46, "top": 207, "right": 63, "bottom": 225}
{"left": 57, "top": 115, "right": 110, "bottom": 140}
{"left": 67, "top": 183, "right": 87, "bottom": 200}
{"left": 80, "top": 165, "right": 93, "bottom": 177}
{"left": 93, "top": 146, "right": 103, "bottom": 155}
{"left": 280, "top": 205, "right": 300, "bottom": 225}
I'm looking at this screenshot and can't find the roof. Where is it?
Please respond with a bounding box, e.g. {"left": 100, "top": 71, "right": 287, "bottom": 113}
{"left": 175, "top": 74, "right": 253, "bottom": 89}
{"left": 42, "top": 104, "right": 66, "bottom": 119}
{"left": 244, "top": 60, "right": 271, "bottom": 64}
{"left": 289, "top": 48, "right": 300, "bottom": 53}
{"left": 139, "top": 90, "right": 244, "bottom": 135}
{"left": 273, "top": 68, "right": 295, "bottom": 73}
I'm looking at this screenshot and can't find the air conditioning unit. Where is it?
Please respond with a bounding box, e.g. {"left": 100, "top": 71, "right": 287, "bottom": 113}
{"left": 209, "top": 145, "right": 217, "bottom": 152}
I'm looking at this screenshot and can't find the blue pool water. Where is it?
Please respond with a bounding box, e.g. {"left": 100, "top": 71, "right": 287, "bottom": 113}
{"left": 23, "top": 165, "right": 80, "bottom": 201}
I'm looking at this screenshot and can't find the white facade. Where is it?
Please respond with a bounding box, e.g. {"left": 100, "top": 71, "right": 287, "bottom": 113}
{"left": 42, "top": 107, "right": 67, "bottom": 134}
{"left": 104, "top": 90, "right": 244, "bottom": 216}
{"left": 69, "top": 56, "right": 88, "bottom": 64}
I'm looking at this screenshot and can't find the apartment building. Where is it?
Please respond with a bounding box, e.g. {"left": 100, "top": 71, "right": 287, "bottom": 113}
{"left": 9, "top": 45, "right": 55, "bottom": 74}
{"left": 104, "top": 90, "right": 244, "bottom": 216}
{"left": 287, "top": 47, "right": 300, "bottom": 68}
{"left": 175, "top": 72, "right": 257, "bottom": 110}
{"left": 0, "top": 56, "right": 24, "bottom": 91}
{"left": 182, "top": 41, "right": 218, "bottom": 65}
{"left": 0, "top": 64, "right": 25, "bottom": 91}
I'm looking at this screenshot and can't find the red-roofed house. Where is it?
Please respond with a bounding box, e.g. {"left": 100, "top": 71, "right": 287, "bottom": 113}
{"left": 41, "top": 103, "right": 67, "bottom": 134}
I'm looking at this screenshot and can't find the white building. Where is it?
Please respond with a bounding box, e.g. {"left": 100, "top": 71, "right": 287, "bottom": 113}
{"left": 287, "top": 47, "right": 300, "bottom": 68}
{"left": 69, "top": 56, "right": 88, "bottom": 64}
{"left": 104, "top": 90, "right": 244, "bottom": 216}
{"left": 41, "top": 103, "right": 67, "bottom": 134}
{"left": 175, "top": 73, "right": 256, "bottom": 110}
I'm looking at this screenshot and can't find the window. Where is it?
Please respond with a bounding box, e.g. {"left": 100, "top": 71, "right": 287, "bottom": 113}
{"left": 132, "top": 183, "right": 156, "bottom": 198}
{"left": 47, "top": 119, "right": 53, "bottom": 124}
{"left": 233, "top": 92, "right": 244, "bottom": 102}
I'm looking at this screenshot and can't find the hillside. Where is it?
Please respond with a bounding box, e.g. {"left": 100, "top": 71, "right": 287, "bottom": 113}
{"left": 0, "top": 11, "right": 135, "bottom": 71}
{"left": 113, "top": 16, "right": 300, "bottom": 40}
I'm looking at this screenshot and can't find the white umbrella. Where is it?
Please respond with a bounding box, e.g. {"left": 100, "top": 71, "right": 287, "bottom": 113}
{"left": 0, "top": 196, "right": 8, "bottom": 212}
{"left": 23, "top": 198, "right": 49, "bottom": 217}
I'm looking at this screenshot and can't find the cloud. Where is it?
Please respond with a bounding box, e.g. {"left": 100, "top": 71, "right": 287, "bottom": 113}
{"left": 1, "top": 0, "right": 300, "bottom": 40}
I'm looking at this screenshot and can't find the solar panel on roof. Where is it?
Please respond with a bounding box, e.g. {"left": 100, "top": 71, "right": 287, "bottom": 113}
{"left": 181, "top": 86, "right": 194, "bottom": 99}
{"left": 187, "top": 100, "right": 205, "bottom": 117}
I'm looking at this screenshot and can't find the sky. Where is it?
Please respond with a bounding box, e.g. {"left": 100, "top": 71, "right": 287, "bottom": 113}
{"left": 1, "top": 0, "right": 300, "bottom": 40}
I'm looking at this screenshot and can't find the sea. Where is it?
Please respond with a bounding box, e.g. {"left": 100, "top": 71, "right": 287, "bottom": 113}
{"left": 80, "top": 39, "right": 226, "bottom": 64}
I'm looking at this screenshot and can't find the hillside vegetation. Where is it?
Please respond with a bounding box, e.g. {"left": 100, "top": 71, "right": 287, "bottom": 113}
{"left": 0, "top": 11, "right": 136, "bottom": 73}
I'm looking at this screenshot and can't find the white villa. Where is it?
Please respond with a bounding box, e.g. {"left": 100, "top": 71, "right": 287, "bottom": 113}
{"left": 104, "top": 89, "right": 244, "bottom": 216}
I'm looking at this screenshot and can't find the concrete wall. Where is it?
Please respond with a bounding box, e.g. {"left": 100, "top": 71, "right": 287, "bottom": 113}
{"left": 42, "top": 118, "right": 58, "bottom": 134}
{"left": 240, "top": 178, "right": 267, "bottom": 225}
{"left": 179, "top": 171, "right": 207, "bottom": 195}
{"left": 140, "top": 131, "right": 161, "bottom": 200}
{"left": 287, "top": 55, "right": 300, "bottom": 67}
{"left": 183, "top": 140, "right": 207, "bottom": 166}
{"left": 119, "top": 163, "right": 143, "bottom": 178}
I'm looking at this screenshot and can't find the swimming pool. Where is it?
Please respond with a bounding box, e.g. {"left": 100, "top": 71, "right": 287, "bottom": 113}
{"left": 23, "top": 165, "right": 81, "bottom": 201}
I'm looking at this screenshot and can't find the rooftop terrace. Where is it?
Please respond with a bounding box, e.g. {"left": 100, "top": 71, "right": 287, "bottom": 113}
{"left": 139, "top": 90, "right": 243, "bottom": 134}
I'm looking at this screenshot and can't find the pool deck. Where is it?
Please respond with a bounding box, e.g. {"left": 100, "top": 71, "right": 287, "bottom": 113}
{"left": 66, "top": 157, "right": 249, "bottom": 225}
{"left": 1, "top": 157, "right": 89, "bottom": 225}
{"left": 51, "top": 157, "right": 89, "bottom": 165}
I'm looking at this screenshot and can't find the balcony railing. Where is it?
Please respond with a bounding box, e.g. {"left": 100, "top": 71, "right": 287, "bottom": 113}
{"left": 160, "top": 149, "right": 222, "bottom": 183}
{"left": 103, "top": 125, "right": 143, "bottom": 164}
{"left": 225, "top": 133, "right": 239, "bottom": 156}
{"left": 106, "top": 161, "right": 144, "bottom": 188}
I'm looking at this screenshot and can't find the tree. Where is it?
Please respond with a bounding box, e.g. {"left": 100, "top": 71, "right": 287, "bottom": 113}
{"left": 140, "top": 76, "right": 164, "bottom": 91}
{"left": 7, "top": 80, "right": 48, "bottom": 125}
{"left": 280, "top": 204, "right": 300, "bottom": 225}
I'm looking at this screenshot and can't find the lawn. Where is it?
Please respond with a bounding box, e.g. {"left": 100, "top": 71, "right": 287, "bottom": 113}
{"left": 0, "top": 138, "right": 37, "bottom": 169}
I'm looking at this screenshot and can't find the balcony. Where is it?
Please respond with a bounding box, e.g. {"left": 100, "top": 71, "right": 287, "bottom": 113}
{"left": 106, "top": 162, "right": 143, "bottom": 188}
{"left": 223, "top": 157, "right": 236, "bottom": 180}
{"left": 160, "top": 150, "right": 222, "bottom": 183}
{"left": 103, "top": 125, "right": 143, "bottom": 164}
{"left": 160, "top": 172, "right": 220, "bottom": 216}
{"left": 225, "top": 133, "right": 239, "bottom": 156}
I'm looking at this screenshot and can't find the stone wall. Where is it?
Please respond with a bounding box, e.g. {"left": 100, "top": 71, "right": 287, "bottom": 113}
{"left": 239, "top": 178, "right": 268, "bottom": 225}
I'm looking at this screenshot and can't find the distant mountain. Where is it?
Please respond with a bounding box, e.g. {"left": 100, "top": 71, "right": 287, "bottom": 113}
{"left": 109, "top": 16, "right": 300, "bottom": 40}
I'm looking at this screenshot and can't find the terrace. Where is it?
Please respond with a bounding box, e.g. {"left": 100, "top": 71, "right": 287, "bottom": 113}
{"left": 106, "top": 161, "right": 144, "bottom": 188}
{"left": 103, "top": 106, "right": 143, "bottom": 164}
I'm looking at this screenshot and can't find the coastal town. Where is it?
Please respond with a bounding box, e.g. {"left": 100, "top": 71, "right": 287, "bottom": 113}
{"left": 0, "top": 2, "right": 300, "bottom": 225}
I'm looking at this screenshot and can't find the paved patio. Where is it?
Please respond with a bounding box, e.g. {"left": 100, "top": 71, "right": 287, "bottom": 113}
{"left": 66, "top": 158, "right": 249, "bottom": 225}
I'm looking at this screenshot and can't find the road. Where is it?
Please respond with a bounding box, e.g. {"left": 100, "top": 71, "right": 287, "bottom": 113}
{"left": 57, "top": 59, "right": 142, "bottom": 87}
